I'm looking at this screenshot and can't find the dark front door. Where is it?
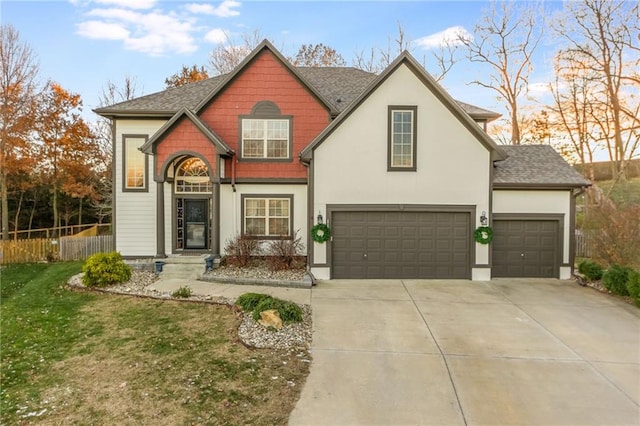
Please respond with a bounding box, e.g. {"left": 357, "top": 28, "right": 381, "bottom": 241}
{"left": 184, "top": 199, "right": 208, "bottom": 249}
{"left": 331, "top": 211, "right": 471, "bottom": 279}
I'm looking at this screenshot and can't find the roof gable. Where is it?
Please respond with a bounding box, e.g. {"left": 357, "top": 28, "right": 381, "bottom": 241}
{"left": 140, "top": 107, "right": 233, "bottom": 156}
{"left": 194, "top": 40, "right": 334, "bottom": 116}
{"left": 300, "top": 51, "right": 507, "bottom": 162}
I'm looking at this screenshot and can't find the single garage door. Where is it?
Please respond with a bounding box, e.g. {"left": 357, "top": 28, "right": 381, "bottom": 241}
{"left": 492, "top": 220, "right": 559, "bottom": 278}
{"left": 332, "top": 211, "right": 471, "bottom": 279}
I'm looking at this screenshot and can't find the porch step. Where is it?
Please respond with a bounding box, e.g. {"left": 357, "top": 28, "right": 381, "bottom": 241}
{"left": 158, "top": 263, "right": 203, "bottom": 280}
{"left": 162, "top": 255, "right": 209, "bottom": 265}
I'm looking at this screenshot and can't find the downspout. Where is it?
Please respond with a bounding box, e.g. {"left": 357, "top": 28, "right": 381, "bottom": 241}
{"left": 300, "top": 156, "right": 315, "bottom": 285}
{"left": 231, "top": 154, "right": 237, "bottom": 193}
{"left": 571, "top": 186, "right": 587, "bottom": 282}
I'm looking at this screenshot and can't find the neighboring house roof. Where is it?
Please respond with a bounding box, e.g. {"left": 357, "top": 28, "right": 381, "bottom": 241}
{"left": 140, "top": 107, "right": 234, "bottom": 156}
{"left": 493, "top": 145, "right": 591, "bottom": 188}
{"left": 300, "top": 51, "right": 508, "bottom": 162}
{"left": 94, "top": 42, "right": 499, "bottom": 122}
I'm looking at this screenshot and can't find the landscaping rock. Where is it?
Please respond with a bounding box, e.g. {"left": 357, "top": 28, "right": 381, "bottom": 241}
{"left": 258, "top": 309, "right": 283, "bottom": 329}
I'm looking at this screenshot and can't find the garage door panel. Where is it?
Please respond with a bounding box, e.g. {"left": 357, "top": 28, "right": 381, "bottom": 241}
{"left": 332, "top": 210, "right": 470, "bottom": 279}
{"left": 493, "top": 219, "right": 559, "bottom": 278}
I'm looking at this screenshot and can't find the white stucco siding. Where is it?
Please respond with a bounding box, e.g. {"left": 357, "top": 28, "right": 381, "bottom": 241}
{"left": 312, "top": 64, "right": 492, "bottom": 267}
{"left": 219, "top": 184, "right": 308, "bottom": 254}
{"left": 114, "top": 119, "right": 166, "bottom": 256}
{"left": 492, "top": 190, "right": 572, "bottom": 265}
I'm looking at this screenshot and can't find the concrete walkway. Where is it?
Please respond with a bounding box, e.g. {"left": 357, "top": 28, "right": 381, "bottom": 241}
{"left": 289, "top": 279, "right": 640, "bottom": 426}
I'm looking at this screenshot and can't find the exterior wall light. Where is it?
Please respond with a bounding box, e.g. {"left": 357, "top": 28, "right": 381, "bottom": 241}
{"left": 480, "top": 211, "right": 488, "bottom": 226}
{"left": 317, "top": 211, "right": 323, "bottom": 224}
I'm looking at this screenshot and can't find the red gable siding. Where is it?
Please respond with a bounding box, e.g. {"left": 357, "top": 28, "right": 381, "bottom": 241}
{"left": 155, "top": 117, "right": 217, "bottom": 177}
{"left": 199, "top": 50, "right": 330, "bottom": 179}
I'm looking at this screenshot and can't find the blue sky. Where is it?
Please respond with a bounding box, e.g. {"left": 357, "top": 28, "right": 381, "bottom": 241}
{"left": 3, "top": 0, "right": 563, "bottom": 122}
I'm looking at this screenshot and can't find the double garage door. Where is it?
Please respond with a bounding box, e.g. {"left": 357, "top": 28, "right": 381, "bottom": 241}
{"left": 330, "top": 211, "right": 561, "bottom": 279}
{"left": 332, "top": 210, "right": 471, "bottom": 279}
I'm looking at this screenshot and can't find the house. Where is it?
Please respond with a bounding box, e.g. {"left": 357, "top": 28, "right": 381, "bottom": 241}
{"left": 95, "top": 40, "right": 589, "bottom": 281}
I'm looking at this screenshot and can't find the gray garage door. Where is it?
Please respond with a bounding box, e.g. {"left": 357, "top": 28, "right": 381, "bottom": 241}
{"left": 492, "top": 220, "right": 559, "bottom": 278}
{"left": 332, "top": 211, "right": 471, "bottom": 279}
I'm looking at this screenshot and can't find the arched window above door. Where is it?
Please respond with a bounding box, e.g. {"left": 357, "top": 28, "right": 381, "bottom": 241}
{"left": 175, "top": 157, "right": 212, "bottom": 193}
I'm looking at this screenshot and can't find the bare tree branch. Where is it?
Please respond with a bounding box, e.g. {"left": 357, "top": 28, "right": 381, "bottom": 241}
{"left": 459, "top": 1, "right": 543, "bottom": 145}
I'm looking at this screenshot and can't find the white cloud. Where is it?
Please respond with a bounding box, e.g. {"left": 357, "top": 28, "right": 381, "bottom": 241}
{"left": 87, "top": 8, "right": 140, "bottom": 22}
{"left": 96, "top": 0, "right": 156, "bottom": 9}
{"left": 76, "top": 7, "right": 198, "bottom": 56}
{"left": 204, "top": 28, "right": 228, "bottom": 44}
{"left": 76, "top": 20, "right": 130, "bottom": 40}
{"left": 528, "top": 82, "right": 552, "bottom": 95}
{"left": 185, "top": 1, "right": 241, "bottom": 17}
{"left": 415, "top": 26, "right": 472, "bottom": 49}
{"left": 74, "top": 1, "right": 240, "bottom": 56}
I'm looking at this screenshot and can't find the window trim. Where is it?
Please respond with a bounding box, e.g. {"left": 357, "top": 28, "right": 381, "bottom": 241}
{"left": 240, "top": 194, "right": 294, "bottom": 239}
{"left": 122, "top": 134, "right": 149, "bottom": 192}
{"left": 387, "top": 106, "right": 417, "bottom": 172}
{"left": 238, "top": 115, "right": 293, "bottom": 162}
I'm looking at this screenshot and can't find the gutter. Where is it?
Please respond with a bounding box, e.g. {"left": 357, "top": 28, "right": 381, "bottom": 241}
{"left": 231, "top": 155, "right": 237, "bottom": 192}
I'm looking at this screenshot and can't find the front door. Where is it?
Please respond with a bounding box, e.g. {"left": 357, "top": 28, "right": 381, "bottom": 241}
{"left": 184, "top": 199, "right": 208, "bottom": 249}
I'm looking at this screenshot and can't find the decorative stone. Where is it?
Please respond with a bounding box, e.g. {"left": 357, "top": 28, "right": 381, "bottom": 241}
{"left": 258, "top": 309, "right": 283, "bottom": 330}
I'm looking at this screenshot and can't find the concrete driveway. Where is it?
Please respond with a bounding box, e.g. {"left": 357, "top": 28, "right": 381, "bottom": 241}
{"left": 289, "top": 279, "right": 640, "bottom": 425}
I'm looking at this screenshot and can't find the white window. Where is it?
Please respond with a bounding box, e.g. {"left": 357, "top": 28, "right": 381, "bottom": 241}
{"left": 175, "top": 157, "right": 212, "bottom": 193}
{"left": 243, "top": 196, "right": 291, "bottom": 237}
{"left": 123, "top": 135, "right": 147, "bottom": 190}
{"left": 241, "top": 119, "right": 290, "bottom": 159}
{"left": 389, "top": 107, "right": 417, "bottom": 171}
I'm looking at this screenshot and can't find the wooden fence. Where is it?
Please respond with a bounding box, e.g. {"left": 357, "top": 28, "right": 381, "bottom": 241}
{"left": 0, "top": 238, "right": 59, "bottom": 264}
{"left": 59, "top": 235, "right": 114, "bottom": 261}
{"left": 575, "top": 230, "right": 595, "bottom": 258}
{"left": 0, "top": 235, "right": 113, "bottom": 264}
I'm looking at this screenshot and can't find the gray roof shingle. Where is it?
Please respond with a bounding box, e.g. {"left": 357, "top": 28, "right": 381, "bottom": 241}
{"left": 493, "top": 145, "right": 590, "bottom": 187}
{"left": 95, "top": 67, "right": 498, "bottom": 120}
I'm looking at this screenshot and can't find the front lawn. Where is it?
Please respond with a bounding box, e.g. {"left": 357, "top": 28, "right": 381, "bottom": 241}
{"left": 0, "top": 262, "right": 310, "bottom": 425}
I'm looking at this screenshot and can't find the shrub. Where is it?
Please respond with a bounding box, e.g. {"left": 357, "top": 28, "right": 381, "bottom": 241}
{"left": 82, "top": 251, "right": 131, "bottom": 287}
{"left": 266, "top": 230, "right": 305, "bottom": 271}
{"left": 626, "top": 270, "right": 640, "bottom": 306}
{"left": 172, "top": 286, "right": 192, "bottom": 298}
{"left": 224, "top": 234, "right": 260, "bottom": 267}
{"left": 236, "top": 293, "right": 272, "bottom": 312}
{"left": 578, "top": 260, "right": 604, "bottom": 282}
{"left": 584, "top": 203, "right": 640, "bottom": 269}
{"left": 601, "top": 264, "right": 633, "bottom": 296}
{"left": 236, "top": 292, "right": 303, "bottom": 324}
{"left": 251, "top": 298, "right": 303, "bottom": 324}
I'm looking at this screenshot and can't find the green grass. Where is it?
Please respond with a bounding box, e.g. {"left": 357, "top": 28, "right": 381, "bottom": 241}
{"left": 596, "top": 177, "right": 640, "bottom": 207}
{"left": 0, "top": 262, "right": 98, "bottom": 419}
{"left": 0, "top": 262, "right": 310, "bottom": 425}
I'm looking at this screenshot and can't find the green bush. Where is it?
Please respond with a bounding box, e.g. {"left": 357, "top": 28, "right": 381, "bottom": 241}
{"left": 626, "top": 270, "right": 640, "bottom": 306}
{"left": 601, "top": 264, "right": 633, "bottom": 296}
{"left": 236, "top": 293, "right": 303, "bottom": 324}
{"left": 172, "top": 286, "right": 192, "bottom": 298}
{"left": 251, "top": 298, "right": 303, "bottom": 324}
{"left": 236, "top": 293, "right": 272, "bottom": 312}
{"left": 82, "top": 252, "right": 131, "bottom": 287}
{"left": 578, "top": 260, "right": 604, "bottom": 281}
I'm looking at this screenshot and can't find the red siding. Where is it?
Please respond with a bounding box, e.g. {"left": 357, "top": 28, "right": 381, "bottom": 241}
{"left": 155, "top": 117, "right": 217, "bottom": 177}
{"left": 199, "top": 50, "right": 330, "bottom": 179}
